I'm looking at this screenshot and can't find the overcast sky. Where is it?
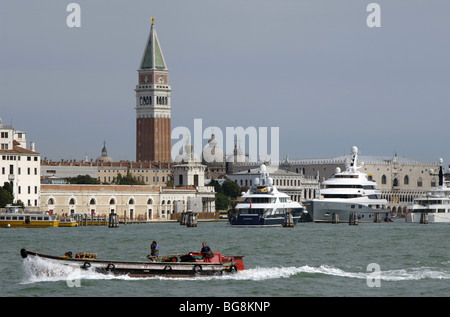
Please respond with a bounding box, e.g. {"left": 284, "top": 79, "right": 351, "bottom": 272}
{"left": 1, "top": 1, "right": 449, "bottom": 165}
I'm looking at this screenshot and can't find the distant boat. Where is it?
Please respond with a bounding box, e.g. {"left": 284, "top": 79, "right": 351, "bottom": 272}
{"left": 0, "top": 205, "right": 59, "bottom": 228}
{"left": 406, "top": 161, "right": 450, "bottom": 223}
{"left": 58, "top": 217, "right": 79, "bottom": 227}
{"left": 305, "top": 146, "right": 390, "bottom": 223}
{"left": 229, "top": 164, "right": 305, "bottom": 227}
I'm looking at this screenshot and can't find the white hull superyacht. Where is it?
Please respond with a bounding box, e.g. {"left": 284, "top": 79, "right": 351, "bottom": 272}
{"left": 406, "top": 161, "right": 450, "bottom": 223}
{"left": 305, "top": 146, "right": 390, "bottom": 223}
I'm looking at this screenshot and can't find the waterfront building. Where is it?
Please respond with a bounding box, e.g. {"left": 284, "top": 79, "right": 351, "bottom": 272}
{"left": 40, "top": 183, "right": 215, "bottom": 221}
{"left": 40, "top": 157, "right": 215, "bottom": 220}
{"left": 135, "top": 18, "right": 171, "bottom": 163}
{"left": 0, "top": 118, "right": 40, "bottom": 209}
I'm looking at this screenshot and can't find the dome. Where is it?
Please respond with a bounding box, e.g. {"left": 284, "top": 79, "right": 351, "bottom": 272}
{"left": 174, "top": 135, "right": 201, "bottom": 163}
{"left": 96, "top": 142, "right": 113, "bottom": 163}
{"left": 96, "top": 155, "right": 113, "bottom": 163}
{"left": 226, "top": 144, "right": 249, "bottom": 163}
{"left": 202, "top": 133, "right": 225, "bottom": 163}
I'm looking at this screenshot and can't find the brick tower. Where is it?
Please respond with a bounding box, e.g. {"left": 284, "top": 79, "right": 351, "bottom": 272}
{"left": 135, "top": 18, "right": 171, "bottom": 162}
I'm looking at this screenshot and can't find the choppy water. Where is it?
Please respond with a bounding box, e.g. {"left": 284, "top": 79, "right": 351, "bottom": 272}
{"left": 1, "top": 220, "right": 450, "bottom": 298}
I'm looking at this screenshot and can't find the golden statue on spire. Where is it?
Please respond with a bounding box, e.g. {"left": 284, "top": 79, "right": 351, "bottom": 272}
{"left": 151, "top": 17, "right": 155, "bottom": 25}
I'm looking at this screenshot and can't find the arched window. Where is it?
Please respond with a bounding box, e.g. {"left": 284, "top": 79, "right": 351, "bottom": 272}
{"left": 417, "top": 177, "right": 423, "bottom": 187}
{"left": 109, "top": 198, "right": 116, "bottom": 205}
{"left": 48, "top": 198, "right": 55, "bottom": 205}
{"left": 89, "top": 198, "right": 96, "bottom": 205}
{"left": 393, "top": 178, "right": 399, "bottom": 186}
{"left": 431, "top": 178, "right": 436, "bottom": 187}
{"left": 381, "top": 175, "right": 387, "bottom": 185}
{"left": 69, "top": 198, "right": 76, "bottom": 205}
{"left": 404, "top": 175, "right": 409, "bottom": 185}
{"left": 129, "top": 198, "right": 135, "bottom": 205}
{"left": 147, "top": 198, "right": 153, "bottom": 205}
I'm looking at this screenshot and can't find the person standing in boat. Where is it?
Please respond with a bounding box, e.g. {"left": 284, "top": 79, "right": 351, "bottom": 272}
{"left": 201, "top": 242, "right": 214, "bottom": 261}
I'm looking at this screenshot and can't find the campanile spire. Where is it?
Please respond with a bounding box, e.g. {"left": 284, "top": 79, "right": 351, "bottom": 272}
{"left": 135, "top": 18, "right": 172, "bottom": 162}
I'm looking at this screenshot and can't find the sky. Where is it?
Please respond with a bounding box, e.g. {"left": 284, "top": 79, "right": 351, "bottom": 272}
{"left": 1, "top": 0, "right": 449, "bottom": 165}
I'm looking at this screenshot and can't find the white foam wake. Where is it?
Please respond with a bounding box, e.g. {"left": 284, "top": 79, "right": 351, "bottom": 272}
{"left": 234, "top": 265, "right": 450, "bottom": 281}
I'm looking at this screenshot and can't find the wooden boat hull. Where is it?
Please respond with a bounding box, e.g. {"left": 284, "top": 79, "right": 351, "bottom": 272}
{"left": 20, "top": 249, "right": 244, "bottom": 278}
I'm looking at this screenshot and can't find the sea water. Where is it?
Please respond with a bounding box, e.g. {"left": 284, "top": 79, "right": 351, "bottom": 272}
{"left": 1, "top": 221, "right": 449, "bottom": 297}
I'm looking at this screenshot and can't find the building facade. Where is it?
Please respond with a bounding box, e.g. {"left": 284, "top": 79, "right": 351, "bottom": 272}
{"left": 0, "top": 119, "right": 40, "bottom": 209}
{"left": 40, "top": 159, "right": 215, "bottom": 220}
{"left": 41, "top": 159, "right": 173, "bottom": 186}
{"left": 135, "top": 18, "right": 172, "bottom": 163}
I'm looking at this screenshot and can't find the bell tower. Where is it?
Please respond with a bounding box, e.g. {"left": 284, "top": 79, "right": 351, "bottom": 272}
{"left": 135, "top": 18, "right": 172, "bottom": 162}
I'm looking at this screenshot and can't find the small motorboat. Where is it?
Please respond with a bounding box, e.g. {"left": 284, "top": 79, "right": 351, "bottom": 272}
{"left": 20, "top": 248, "right": 244, "bottom": 278}
{"left": 58, "top": 218, "right": 79, "bottom": 227}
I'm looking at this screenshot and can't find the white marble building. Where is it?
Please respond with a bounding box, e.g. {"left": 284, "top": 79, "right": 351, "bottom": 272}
{"left": 0, "top": 118, "right": 40, "bottom": 209}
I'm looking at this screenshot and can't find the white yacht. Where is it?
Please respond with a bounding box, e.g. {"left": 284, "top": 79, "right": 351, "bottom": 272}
{"left": 229, "top": 164, "right": 305, "bottom": 227}
{"left": 406, "top": 162, "right": 450, "bottom": 223}
{"left": 305, "top": 146, "right": 389, "bottom": 223}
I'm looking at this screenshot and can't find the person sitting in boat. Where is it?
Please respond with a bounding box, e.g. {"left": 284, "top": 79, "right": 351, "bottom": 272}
{"left": 201, "top": 242, "right": 214, "bottom": 261}
{"left": 62, "top": 251, "right": 72, "bottom": 258}
{"left": 147, "top": 241, "right": 160, "bottom": 261}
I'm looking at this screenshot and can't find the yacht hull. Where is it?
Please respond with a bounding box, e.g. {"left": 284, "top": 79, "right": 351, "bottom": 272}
{"left": 306, "top": 200, "right": 390, "bottom": 223}
{"left": 406, "top": 212, "right": 450, "bottom": 223}
{"left": 230, "top": 208, "right": 303, "bottom": 227}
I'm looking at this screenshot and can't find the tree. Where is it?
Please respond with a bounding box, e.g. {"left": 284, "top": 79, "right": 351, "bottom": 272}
{"left": 215, "top": 192, "right": 229, "bottom": 211}
{"left": 67, "top": 175, "right": 99, "bottom": 184}
{"left": 113, "top": 172, "right": 144, "bottom": 185}
{"left": 222, "top": 180, "right": 241, "bottom": 199}
{"left": 209, "top": 179, "right": 222, "bottom": 193}
{"left": 0, "top": 182, "right": 13, "bottom": 208}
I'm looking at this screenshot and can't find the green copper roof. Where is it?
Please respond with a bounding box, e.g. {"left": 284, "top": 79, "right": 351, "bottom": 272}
{"left": 140, "top": 21, "right": 167, "bottom": 70}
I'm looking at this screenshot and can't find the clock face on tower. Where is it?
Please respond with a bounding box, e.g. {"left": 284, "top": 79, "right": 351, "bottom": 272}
{"left": 158, "top": 75, "right": 164, "bottom": 83}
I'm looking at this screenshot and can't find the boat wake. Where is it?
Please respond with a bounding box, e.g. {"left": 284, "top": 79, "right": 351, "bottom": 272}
{"left": 239, "top": 265, "right": 450, "bottom": 282}
{"left": 21, "top": 257, "right": 450, "bottom": 284}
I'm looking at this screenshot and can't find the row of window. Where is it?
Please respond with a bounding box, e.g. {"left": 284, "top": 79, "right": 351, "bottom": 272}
{"left": 48, "top": 198, "right": 180, "bottom": 205}
{"left": 0, "top": 215, "right": 51, "bottom": 221}
{"left": 17, "top": 186, "right": 38, "bottom": 194}
{"left": 139, "top": 96, "right": 169, "bottom": 106}
{"left": 380, "top": 175, "right": 435, "bottom": 187}
{"left": 101, "top": 169, "right": 169, "bottom": 173}
{"left": 1, "top": 155, "right": 38, "bottom": 161}
{"left": 324, "top": 185, "right": 376, "bottom": 189}
{"left": 237, "top": 178, "right": 304, "bottom": 187}
{"left": 1, "top": 166, "right": 38, "bottom": 175}
{"left": 100, "top": 175, "right": 165, "bottom": 183}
